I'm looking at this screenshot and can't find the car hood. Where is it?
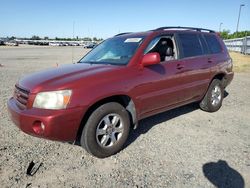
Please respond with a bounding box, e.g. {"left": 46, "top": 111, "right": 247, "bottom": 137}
{"left": 18, "top": 63, "right": 119, "bottom": 93}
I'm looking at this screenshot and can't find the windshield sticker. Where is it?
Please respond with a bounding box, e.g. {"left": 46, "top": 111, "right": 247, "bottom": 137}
{"left": 124, "top": 38, "right": 142, "bottom": 43}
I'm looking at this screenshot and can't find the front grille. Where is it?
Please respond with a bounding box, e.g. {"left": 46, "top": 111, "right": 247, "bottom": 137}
{"left": 14, "top": 85, "right": 30, "bottom": 109}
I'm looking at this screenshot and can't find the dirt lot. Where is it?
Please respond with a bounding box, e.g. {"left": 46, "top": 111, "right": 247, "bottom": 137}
{"left": 0, "top": 46, "right": 249, "bottom": 188}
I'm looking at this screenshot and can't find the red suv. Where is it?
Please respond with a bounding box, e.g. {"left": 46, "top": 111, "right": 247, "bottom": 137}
{"left": 8, "top": 27, "right": 234, "bottom": 158}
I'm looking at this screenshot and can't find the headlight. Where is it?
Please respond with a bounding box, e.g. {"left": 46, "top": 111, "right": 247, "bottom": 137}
{"left": 33, "top": 90, "right": 72, "bottom": 109}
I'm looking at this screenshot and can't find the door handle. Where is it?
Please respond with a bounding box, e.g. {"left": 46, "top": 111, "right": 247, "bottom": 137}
{"left": 208, "top": 58, "right": 213, "bottom": 63}
{"left": 177, "top": 64, "right": 185, "bottom": 70}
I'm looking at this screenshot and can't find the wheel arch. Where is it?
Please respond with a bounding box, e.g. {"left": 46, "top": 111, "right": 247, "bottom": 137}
{"left": 212, "top": 72, "right": 227, "bottom": 88}
{"left": 200, "top": 72, "right": 226, "bottom": 101}
{"left": 75, "top": 95, "right": 137, "bottom": 144}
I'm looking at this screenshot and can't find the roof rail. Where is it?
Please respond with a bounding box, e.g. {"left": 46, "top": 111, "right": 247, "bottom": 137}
{"left": 114, "top": 32, "right": 132, "bottom": 36}
{"left": 155, "top": 26, "right": 215, "bottom": 33}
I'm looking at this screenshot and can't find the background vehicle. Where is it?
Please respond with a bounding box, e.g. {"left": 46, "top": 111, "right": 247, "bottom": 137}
{"left": 84, "top": 43, "right": 96, "bottom": 48}
{"left": 4, "top": 40, "right": 19, "bottom": 46}
{"left": 0, "top": 40, "right": 5, "bottom": 45}
{"left": 8, "top": 27, "right": 234, "bottom": 158}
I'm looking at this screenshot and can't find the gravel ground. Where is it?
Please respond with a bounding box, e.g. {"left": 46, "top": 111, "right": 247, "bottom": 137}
{"left": 0, "top": 46, "right": 249, "bottom": 188}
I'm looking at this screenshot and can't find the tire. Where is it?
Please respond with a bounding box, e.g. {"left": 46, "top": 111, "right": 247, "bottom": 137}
{"left": 199, "top": 79, "right": 224, "bottom": 112}
{"left": 80, "top": 102, "right": 130, "bottom": 158}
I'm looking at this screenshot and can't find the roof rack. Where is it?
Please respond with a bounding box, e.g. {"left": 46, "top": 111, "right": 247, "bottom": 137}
{"left": 155, "top": 26, "right": 215, "bottom": 33}
{"left": 114, "top": 32, "right": 132, "bottom": 36}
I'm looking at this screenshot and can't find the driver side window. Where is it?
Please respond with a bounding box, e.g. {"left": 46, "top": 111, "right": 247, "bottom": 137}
{"left": 144, "top": 36, "right": 176, "bottom": 62}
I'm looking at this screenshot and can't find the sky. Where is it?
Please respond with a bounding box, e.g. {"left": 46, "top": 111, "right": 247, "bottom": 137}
{"left": 1, "top": 0, "right": 249, "bottom": 39}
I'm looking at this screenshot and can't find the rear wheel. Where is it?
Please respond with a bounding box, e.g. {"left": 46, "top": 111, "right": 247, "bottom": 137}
{"left": 80, "top": 102, "right": 130, "bottom": 158}
{"left": 200, "top": 79, "right": 224, "bottom": 112}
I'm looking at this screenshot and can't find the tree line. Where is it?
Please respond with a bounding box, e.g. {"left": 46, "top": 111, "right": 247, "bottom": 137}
{"left": 5, "top": 30, "right": 250, "bottom": 41}
{"left": 219, "top": 30, "right": 250, "bottom": 40}
{"left": 6, "top": 36, "right": 103, "bottom": 41}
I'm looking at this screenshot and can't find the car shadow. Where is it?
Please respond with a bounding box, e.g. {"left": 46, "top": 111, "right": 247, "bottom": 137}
{"left": 203, "top": 160, "right": 245, "bottom": 188}
{"left": 124, "top": 103, "right": 199, "bottom": 148}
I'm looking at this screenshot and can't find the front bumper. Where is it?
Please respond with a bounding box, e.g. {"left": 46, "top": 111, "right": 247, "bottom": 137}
{"left": 7, "top": 97, "right": 85, "bottom": 142}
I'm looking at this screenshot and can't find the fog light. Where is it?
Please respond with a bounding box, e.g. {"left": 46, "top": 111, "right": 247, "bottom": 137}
{"left": 32, "top": 121, "right": 45, "bottom": 135}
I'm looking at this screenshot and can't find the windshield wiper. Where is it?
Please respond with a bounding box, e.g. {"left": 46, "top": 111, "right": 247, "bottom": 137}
{"left": 79, "top": 61, "right": 125, "bottom": 66}
{"left": 79, "top": 61, "right": 100, "bottom": 65}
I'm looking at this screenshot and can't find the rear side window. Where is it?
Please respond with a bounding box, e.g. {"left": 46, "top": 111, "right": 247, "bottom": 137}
{"left": 199, "top": 35, "right": 210, "bottom": 55}
{"left": 178, "top": 33, "right": 203, "bottom": 58}
{"left": 204, "top": 34, "right": 222, "bottom": 54}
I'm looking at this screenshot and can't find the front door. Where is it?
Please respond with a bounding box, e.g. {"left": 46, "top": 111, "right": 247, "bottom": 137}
{"left": 133, "top": 36, "right": 187, "bottom": 117}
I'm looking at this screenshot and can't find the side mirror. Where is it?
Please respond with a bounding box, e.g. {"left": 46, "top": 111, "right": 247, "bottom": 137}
{"left": 141, "top": 52, "right": 160, "bottom": 67}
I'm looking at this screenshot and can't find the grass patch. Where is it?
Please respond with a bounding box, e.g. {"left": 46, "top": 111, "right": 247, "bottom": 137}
{"left": 229, "top": 52, "right": 250, "bottom": 73}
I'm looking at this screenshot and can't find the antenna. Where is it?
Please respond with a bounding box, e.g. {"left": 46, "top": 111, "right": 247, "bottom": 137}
{"left": 71, "top": 21, "right": 75, "bottom": 63}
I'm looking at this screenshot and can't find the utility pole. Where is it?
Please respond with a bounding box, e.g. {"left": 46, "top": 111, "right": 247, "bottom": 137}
{"left": 219, "top": 22, "right": 223, "bottom": 32}
{"left": 72, "top": 21, "right": 75, "bottom": 64}
{"left": 236, "top": 4, "right": 245, "bottom": 33}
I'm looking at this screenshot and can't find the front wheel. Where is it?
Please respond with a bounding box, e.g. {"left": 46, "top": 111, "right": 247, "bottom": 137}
{"left": 80, "top": 102, "right": 130, "bottom": 158}
{"left": 200, "top": 79, "right": 224, "bottom": 112}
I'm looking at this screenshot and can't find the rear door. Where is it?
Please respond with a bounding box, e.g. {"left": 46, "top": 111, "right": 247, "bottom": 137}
{"left": 175, "top": 32, "right": 211, "bottom": 101}
{"left": 203, "top": 34, "right": 225, "bottom": 74}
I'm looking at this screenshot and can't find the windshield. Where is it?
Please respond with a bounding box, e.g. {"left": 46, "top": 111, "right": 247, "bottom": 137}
{"left": 79, "top": 36, "right": 144, "bottom": 65}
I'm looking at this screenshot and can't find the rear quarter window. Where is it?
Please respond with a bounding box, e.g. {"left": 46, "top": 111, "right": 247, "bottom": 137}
{"left": 178, "top": 33, "right": 203, "bottom": 58}
{"left": 204, "top": 34, "right": 222, "bottom": 54}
